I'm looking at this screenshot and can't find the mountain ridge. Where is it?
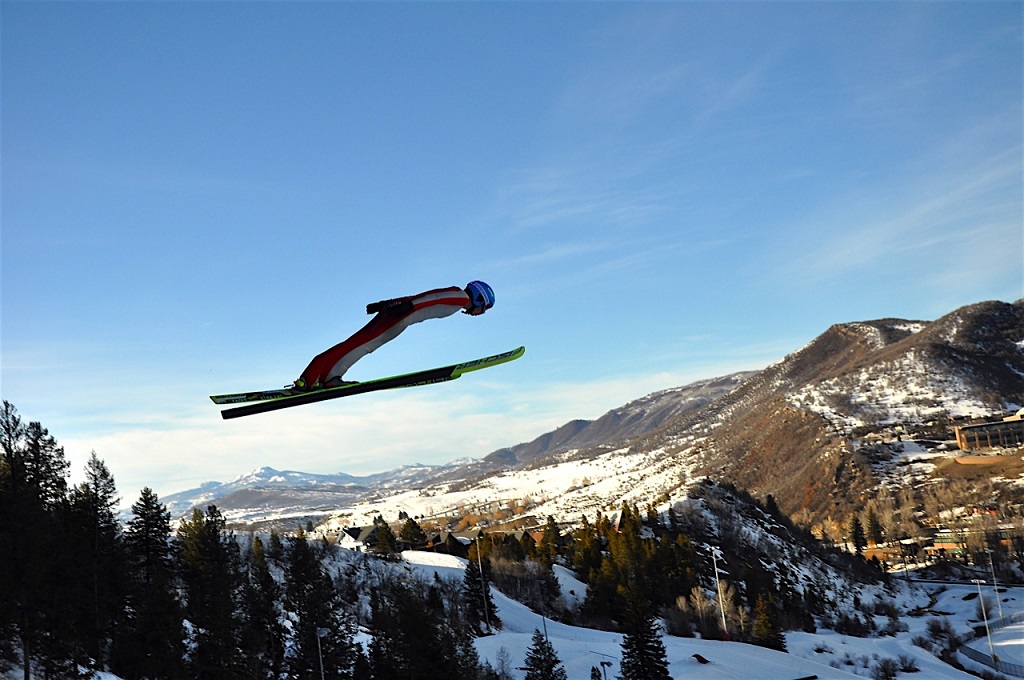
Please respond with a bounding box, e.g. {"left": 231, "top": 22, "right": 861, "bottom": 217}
{"left": 163, "top": 299, "right": 1023, "bottom": 531}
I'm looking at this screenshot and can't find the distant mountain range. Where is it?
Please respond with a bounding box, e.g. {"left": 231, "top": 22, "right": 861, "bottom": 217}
{"left": 162, "top": 299, "right": 1023, "bottom": 530}
{"left": 160, "top": 463, "right": 473, "bottom": 520}
{"left": 161, "top": 373, "right": 750, "bottom": 524}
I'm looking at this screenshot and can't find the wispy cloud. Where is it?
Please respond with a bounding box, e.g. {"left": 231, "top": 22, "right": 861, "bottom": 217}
{"left": 773, "top": 132, "right": 1022, "bottom": 292}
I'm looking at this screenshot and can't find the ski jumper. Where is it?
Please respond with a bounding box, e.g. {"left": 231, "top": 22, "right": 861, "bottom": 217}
{"left": 299, "top": 286, "right": 471, "bottom": 386}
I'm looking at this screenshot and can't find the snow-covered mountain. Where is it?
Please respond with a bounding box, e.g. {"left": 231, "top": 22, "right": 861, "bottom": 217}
{"left": 483, "top": 372, "right": 754, "bottom": 467}
{"left": 160, "top": 463, "right": 473, "bottom": 522}
{"left": 628, "top": 299, "right": 1024, "bottom": 524}
{"left": 161, "top": 372, "right": 752, "bottom": 526}
{"left": 166, "top": 299, "right": 1023, "bottom": 531}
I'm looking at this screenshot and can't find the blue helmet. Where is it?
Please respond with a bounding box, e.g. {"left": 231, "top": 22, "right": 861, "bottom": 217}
{"left": 466, "top": 280, "right": 495, "bottom": 312}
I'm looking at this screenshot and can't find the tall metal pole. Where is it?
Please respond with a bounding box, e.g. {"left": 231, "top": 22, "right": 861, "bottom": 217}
{"left": 973, "top": 579, "right": 997, "bottom": 664}
{"left": 713, "top": 549, "right": 728, "bottom": 639}
{"left": 478, "top": 535, "right": 491, "bottom": 633}
{"left": 317, "top": 631, "right": 325, "bottom": 680}
{"left": 988, "top": 550, "right": 1005, "bottom": 620}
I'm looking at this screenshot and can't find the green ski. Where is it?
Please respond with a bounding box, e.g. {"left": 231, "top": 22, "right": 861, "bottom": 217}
{"left": 214, "top": 346, "right": 524, "bottom": 420}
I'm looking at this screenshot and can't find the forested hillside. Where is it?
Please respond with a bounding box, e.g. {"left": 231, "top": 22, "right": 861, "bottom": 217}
{"left": 1, "top": 400, "right": 902, "bottom": 679}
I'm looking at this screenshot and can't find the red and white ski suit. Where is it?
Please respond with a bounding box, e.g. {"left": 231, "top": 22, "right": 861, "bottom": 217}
{"left": 299, "top": 286, "right": 470, "bottom": 386}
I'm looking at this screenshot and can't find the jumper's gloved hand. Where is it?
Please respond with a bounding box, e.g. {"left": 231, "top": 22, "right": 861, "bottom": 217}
{"left": 366, "top": 299, "right": 414, "bottom": 316}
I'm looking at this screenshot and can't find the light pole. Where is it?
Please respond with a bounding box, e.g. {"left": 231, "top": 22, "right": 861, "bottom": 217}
{"left": 987, "top": 549, "right": 1005, "bottom": 620}
{"left": 316, "top": 627, "right": 329, "bottom": 680}
{"left": 712, "top": 548, "right": 728, "bottom": 640}
{"left": 590, "top": 649, "right": 616, "bottom": 678}
{"left": 477, "top": 534, "right": 491, "bottom": 633}
{"left": 972, "top": 579, "right": 997, "bottom": 664}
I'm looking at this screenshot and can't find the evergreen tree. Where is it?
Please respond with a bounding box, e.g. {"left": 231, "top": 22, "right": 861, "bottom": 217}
{"left": 463, "top": 556, "right": 498, "bottom": 634}
{"left": 538, "top": 516, "right": 561, "bottom": 567}
{"left": 268, "top": 528, "right": 285, "bottom": 559}
{"left": 495, "top": 532, "right": 526, "bottom": 561}
{"left": 519, "top": 531, "right": 537, "bottom": 559}
{"left": 285, "top": 533, "right": 357, "bottom": 679}
{"left": 177, "top": 506, "right": 243, "bottom": 679}
{"left": 0, "top": 402, "right": 77, "bottom": 676}
{"left": 667, "top": 506, "right": 681, "bottom": 533}
{"left": 645, "top": 503, "right": 661, "bottom": 529}
{"left": 866, "top": 509, "right": 884, "bottom": 546}
{"left": 65, "top": 452, "right": 125, "bottom": 671}
{"left": 373, "top": 517, "right": 398, "bottom": 556}
{"left": 608, "top": 503, "right": 658, "bottom": 614}
{"left": 650, "top": 534, "right": 696, "bottom": 609}
{"left": 571, "top": 515, "right": 602, "bottom": 579}
{"left": 751, "top": 594, "right": 786, "bottom": 651}
{"left": 850, "top": 515, "right": 867, "bottom": 555}
{"left": 522, "top": 628, "right": 567, "bottom": 680}
{"left": 238, "top": 536, "right": 285, "bottom": 679}
{"left": 399, "top": 517, "right": 429, "bottom": 549}
{"left": 617, "top": 588, "right": 671, "bottom": 680}
{"left": 537, "top": 560, "right": 562, "bottom": 615}
{"left": 115, "top": 487, "right": 185, "bottom": 680}
{"left": 368, "top": 578, "right": 439, "bottom": 679}
{"left": 581, "top": 555, "right": 621, "bottom": 624}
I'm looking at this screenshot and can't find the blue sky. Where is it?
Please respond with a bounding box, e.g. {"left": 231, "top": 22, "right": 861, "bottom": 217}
{"left": 3, "top": 2, "right": 1022, "bottom": 503}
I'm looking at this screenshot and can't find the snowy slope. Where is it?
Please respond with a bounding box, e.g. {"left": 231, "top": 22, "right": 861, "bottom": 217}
{"left": 398, "top": 551, "right": 1009, "bottom": 679}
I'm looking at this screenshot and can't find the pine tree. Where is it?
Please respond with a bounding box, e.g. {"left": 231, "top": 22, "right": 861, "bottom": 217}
{"left": 177, "top": 506, "right": 242, "bottom": 679}
{"left": 373, "top": 517, "right": 398, "bottom": 556}
{"left": 368, "top": 577, "right": 441, "bottom": 680}
{"left": 866, "top": 509, "right": 884, "bottom": 546}
{"left": 115, "top": 487, "right": 185, "bottom": 680}
{"left": 66, "top": 452, "right": 125, "bottom": 671}
{"left": 285, "top": 533, "right": 357, "bottom": 678}
{"left": 752, "top": 594, "right": 786, "bottom": 651}
{"left": 522, "top": 628, "right": 567, "bottom": 680}
{"left": 399, "top": 517, "right": 429, "bottom": 549}
{"left": 571, "top": 515, "right": 602, "bottom": 579}
{"left": 268, "top": 528, "right": 285, "bottom": 559}
{"left": 581, "top": 555, "right": 621, "bottom": 623}
{"left": 537, "top": 560, "right": 562, "bottom": 615}
{"left": 618, "top": 588, "right": 671, "bottom": 680}
{"left": 850, "top": 515, "right": 867, "bottom": 555}
{"left": 650, "top": 533, "right": 696, "bottom": 609}
{"left": 538, "top": 516, "right": 561, "bottom": 567}
{"left": 463, "top": 556, "right": 498, "bottom": 634}
{"left": 0, "top": 402, "right": 77, "bottom": 677}
{"left": 667, "top": 506, "right": 681, "bottom": 533}
{"left": 238, "top": 536, "right": 285, "bottom": 679}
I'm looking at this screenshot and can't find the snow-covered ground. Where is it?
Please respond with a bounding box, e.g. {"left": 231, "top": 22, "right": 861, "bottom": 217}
{"left": 320, "top": 443, "right": 706, "bottom": 534}
{"left": 401, "top": 551, "right": 1021, "bottom": 679}
{"left": 8, "top": 550, "right": 1020, "bottom": 679}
